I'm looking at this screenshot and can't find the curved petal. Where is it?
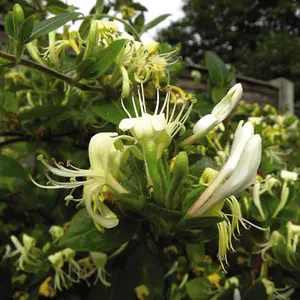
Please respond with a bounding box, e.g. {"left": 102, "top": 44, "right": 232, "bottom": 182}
{"left": 151, "top": 114, "right": 167, "bottom": 131}
{"left": 193, "top": 114, "right": 219, "bottom": 137}
{"left": 212, "top": 83, "right": 242, "bottom": 121}
{"left": 119, "top": 118, "right": 136, "bottom": 131}
{"left": 85, "top": 185, "right": 119, "bottom": 229}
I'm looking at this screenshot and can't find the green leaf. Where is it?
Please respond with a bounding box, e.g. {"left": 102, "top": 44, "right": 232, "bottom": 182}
{"left": 111, "top": 245, "right": 164, "bottom": 300}
{"left": 28, "top": 12, "right": 81, "bottom": 42}
{"left": 211, "top": 86, "right": 227, "bottom": 104}
{"left": 186, "top": 278, "right": 214, "bottom": 300}
{"left": 91, "top": 39, "right": 127, "bottom": 78}
{"left": 58, "top": 209, "right": 137, "bottom": 252}
{"left": 4, "top": 12, "right": 15, "bottom": 39}
{"left": 242, "top": 280, "right": 267, "bottom": 300}
{"left": 95, "top": 0, "right": 105, "bottom": 14}
{"left": 92, "top": 101, "right": 127, "bottom": 124}
{"left": 140, "top": 14, "right": 170, "bottom": 34}
{"left": 0, "top": 92, "right": 19, "bottom": 112}
{"left": 205, "top": 51, "right": 230, "bottom": 86}
{"left": 176, "top": 216, "right": 224, "bottom": 230}
{"left": 0, "top": 155, "right": 27, "bottom": 179}
{"left": 18, "top": 16, "right": 35, "bottom": 44}
{"left": 19, "top": 105, "right": 70, "bottom": 122}
{"left": 78, "top": 18, "right": 91, "bottom": 40}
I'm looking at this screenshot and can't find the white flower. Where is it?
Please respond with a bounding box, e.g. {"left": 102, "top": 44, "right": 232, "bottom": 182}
{"left": 90, "top": 252, "right": 111, "bottom": 287}
{"left": 4, "top": 234, "right": 38, "bottom": 270}
{"left": 32, "top": 133, "right": 141, "bottom": 229}
{"left": 280, "top": 170, "right": 298, "bottom": 182}
{"left": 188, "top": 121, "right": 254, "bottom": 216}
{"left": 190, "top": 134, "right": 262, "bottom": 216}
{"left": 119, "top": 84, "right": 194, "bottom": 156}
{"left": 189, "top": 83, "right": 242, "bottom": 142}
{"left": 49, "top": 225, "right": 64, "bottom": 241}
{"left": 262, "top": 279, "right": 294, "bottom": 300}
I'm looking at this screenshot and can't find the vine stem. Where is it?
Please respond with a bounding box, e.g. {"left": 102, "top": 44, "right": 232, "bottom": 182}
{"left": 0, "top": 51, "right": 103, "bottom": 92}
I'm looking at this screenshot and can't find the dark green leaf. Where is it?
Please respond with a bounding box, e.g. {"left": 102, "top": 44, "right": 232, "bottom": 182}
{"left": 92, "top": 101, "right": 127, "bottom": 124}
{"left": 211, "top": 86, "right": 227, "bottom": 104}
{"left": 0, "top": 155, "right": 27, "bottom": 179}
{"left": 28, "top": 12, "right": 81, "bottom": 42}
{"left": 91, "top": 39, "right": 127, "bottom": 77}
{"left": 141, "top": 14, "right": 171, "bottom": 34}
{"left": 4, "top": 12, "right": 15, "bottom": 39}
{"left": 205, "top": 51, "right": 230, "bottom": 86}
{"left": 242, "top": 280, "right": 267, "bottom": 300}
{"left": 176, "top": 216, "right": 224, "bottom": 230}
{"left": 111, "top": 245, "right": 164, "bottom": 300}
{"left": 58, "top": 209, "right": 137, "bottom": 252}
{"left": 19, "top": 105, "right": 70, "bottom": 122}
{"left": 186, "top": 278, "right": 214, "bottom": 300}
{"left": 18, "top": 16, "right": 35, "bottom": 44}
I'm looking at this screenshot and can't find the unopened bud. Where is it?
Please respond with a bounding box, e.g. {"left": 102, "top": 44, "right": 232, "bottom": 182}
{"left": 13, "top": 4, "right": 25, "bottom": 25}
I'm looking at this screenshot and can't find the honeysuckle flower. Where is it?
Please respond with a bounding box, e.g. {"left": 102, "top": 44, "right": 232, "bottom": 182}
{"left": 49, "top": 225, "right": 64, "bottom": 241}
{"left": 248, "top": 117, "right": 263, "bottom": 126}
{"left": 48, "top": 248, "right": 82, "bottom": 291}
{"left": 43, "top": 30, "right": 84, "bottom": 63}
{"left": 233, "top": 288, "right": 241, "bottom": 300}
{"left": 272, "top": 170, "right": 298, "bottom": 218}
{"left": 119, "top": 84, "right": 194, "bottom": 157}
{"left": 4, "top": 234, "right": 39, "bottom": 270}
{"left": 286, "top": 222, "right": 300, "bottom": 252}
{"left": 90, "top": 252, "right": 111, "bottom": 287}
{"left": 190, "top": 134, "right": 261, "bottom": 217}
{"left": 32, "top": 133, "right": 141, "bottom": 229}
{"left": 261, "top": 175, "right": 281, "bottom": 195}
{"left": 255, "top": 231, "right": 282, "bottom": 260}
{"left": 214, "top": 196, "right": 265, "bottom": 271}
{"left": 280, "top": 170, "right": 298, "bottom": 182}
{"left": 184, "top": 83, "right": 243, "bottom": 144}
{"left": 253, "top": 181, "right": 266, "bottom": 220}
{"left": 188, "top": 121, "right": 255, "bottom": 216}
{"left": 96, "top": 20, "right": 118, "bottom": 45}
{"left": 262, "top": 279, "right": 294, "bottom": 300}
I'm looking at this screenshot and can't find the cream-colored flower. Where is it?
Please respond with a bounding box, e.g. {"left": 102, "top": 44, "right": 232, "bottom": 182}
{"left": 32, "top": 133, "right": 141, "bottom": 229}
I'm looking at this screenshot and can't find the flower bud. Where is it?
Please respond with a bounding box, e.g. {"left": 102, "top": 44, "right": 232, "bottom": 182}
{"left": 13, "top": 4, "right": 25, "bottom": 25}
{"left": 192, "top": 83, "right": 242, "bottom": 139}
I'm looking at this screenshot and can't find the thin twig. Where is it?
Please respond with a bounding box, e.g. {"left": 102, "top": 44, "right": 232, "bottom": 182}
{"left": 0, "top": 51, "right": 103, "bottom": 92}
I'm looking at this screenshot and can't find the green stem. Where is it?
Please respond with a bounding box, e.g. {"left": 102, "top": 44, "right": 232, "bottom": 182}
{"left": 142, "top": 140, "right": 164, "bottom": 206}
{"left": 79, "top": 14, "right": 141, "bottom": 41}
{"left": 0, "top": 51, "right": 103, "bottom": 92}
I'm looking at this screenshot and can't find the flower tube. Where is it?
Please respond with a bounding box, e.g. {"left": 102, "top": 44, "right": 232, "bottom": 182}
{"left": 32, "top": 133, "right": 141, "bottom": 229}
{"left": 190, "top": 134, "right": 262, "bottom": 216}
{"left": 184, "top": 83, "right": 242, "bottom": 144}
{"left": 188, "top": 121, "right": 254, "bottom": 216}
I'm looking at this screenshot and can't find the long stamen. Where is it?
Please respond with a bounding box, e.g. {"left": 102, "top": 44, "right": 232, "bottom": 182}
{"left": 121, "top": 98, "right": 132, "bottom": 118}
{"left": 159, "top": 87, "right": 170, "bottom": 114}
{"left": 140, "top": 84, "right": 147, "bottom": 113}
{"left": 168, "top": 100, "right": 177, "bottom": 125}
{"left": 137, "top": 86, "right": 145, "bottom": 115}
{"left": 131, "top": 95, "right": 139, "bottom": 117}
{"left": 154, "top": 88, "right": 160, "bottom": 115}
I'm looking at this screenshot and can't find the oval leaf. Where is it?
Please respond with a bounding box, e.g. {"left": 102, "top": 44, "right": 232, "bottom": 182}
{"left": 141, "top": 14, "right": 170, "bottom": 34}
{"left": 58, "top": 209, "right": 137, "bottom": 252}
{"left": 205, "top": 51, "right": 230, "bottom": 86}
{"left": 28, "top": 12, "right": 81, "bottom": 42}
